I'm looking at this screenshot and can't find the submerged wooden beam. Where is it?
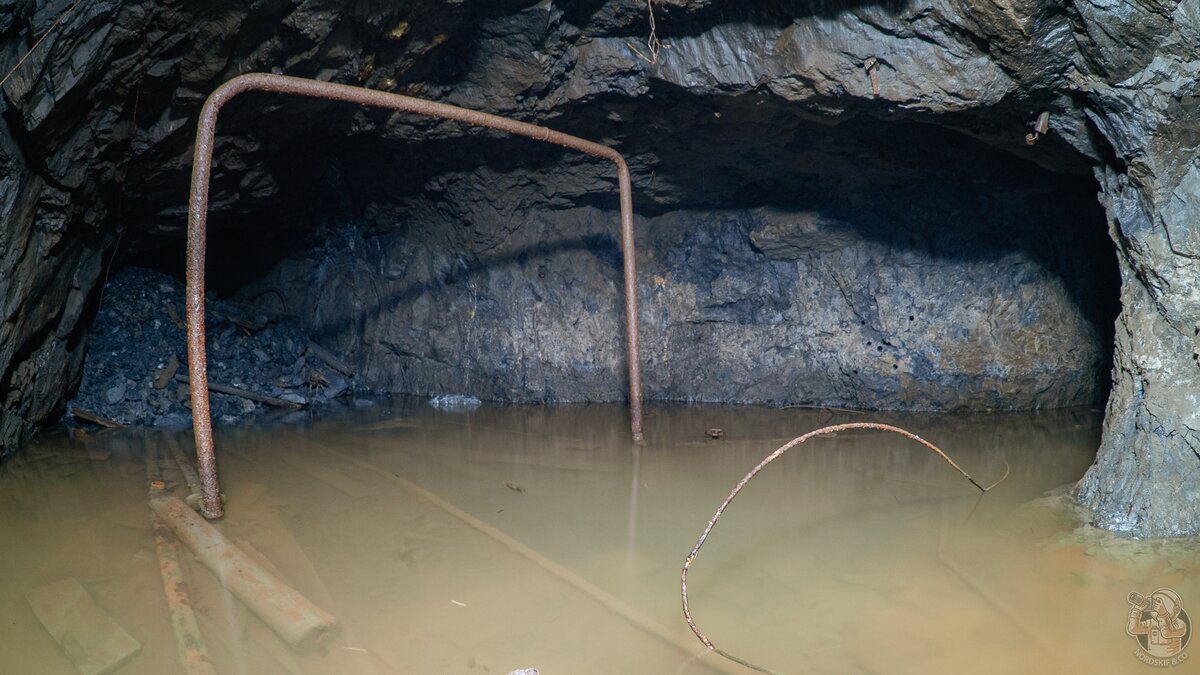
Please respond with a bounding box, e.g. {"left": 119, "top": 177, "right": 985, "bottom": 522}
{"left": 148, "top": 496, "right": 339, "bottom": 651}
{"left": 25, "top": 578, "right": 142, "bottom": 675}
{"left": 147, "top": 445, "right": 217, "bottom": 674}
{"left": 152, "top": 516, "right": 218, "bottom": 675}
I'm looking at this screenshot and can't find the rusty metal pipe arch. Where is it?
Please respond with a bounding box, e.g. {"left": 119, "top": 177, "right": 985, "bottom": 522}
{"left": 186, "top": 73, "right": 645, "bottom": 519}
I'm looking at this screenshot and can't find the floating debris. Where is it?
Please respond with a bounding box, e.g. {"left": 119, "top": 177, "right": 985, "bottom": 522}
{"left": 429, "top": 394, "right": 481, "bottom": 412}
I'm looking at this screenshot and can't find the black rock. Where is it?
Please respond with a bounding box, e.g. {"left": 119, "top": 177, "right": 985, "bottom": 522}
{"left": 65, "top": 268, "right": 356, "bottom": 430}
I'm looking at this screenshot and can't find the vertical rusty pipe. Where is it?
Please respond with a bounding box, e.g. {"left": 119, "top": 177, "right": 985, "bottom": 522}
{"left": 186, "top": 89, "right": 223, "bottom": 519}
{"left": 616, "top": 160, "right": 643, "bottom": 441}
{"left": 186, "top": 73, "right": 646, "bottom": 518}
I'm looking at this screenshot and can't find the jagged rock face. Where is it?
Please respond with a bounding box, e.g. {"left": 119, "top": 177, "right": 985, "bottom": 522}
{"left": 243, "top": 147, "right": 1113, "bottom": 411}
{"left": 1069, "top": 1, "right": 1200, "bottom": 538}
{"left": 218, "top": 1, "right": 1114, "bottom": 413}
{"left": 0, "top": 0, "right": 1196, "bottom": 537}
{"left": 0, "top": 0, "right": 471, "bottom": 456}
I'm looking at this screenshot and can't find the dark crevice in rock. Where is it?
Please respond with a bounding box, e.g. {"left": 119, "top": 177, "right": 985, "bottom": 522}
{"left": 566, "top": 0, "right": 918, "bottom": 38}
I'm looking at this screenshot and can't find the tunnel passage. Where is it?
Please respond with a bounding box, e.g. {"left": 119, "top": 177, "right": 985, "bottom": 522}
{"left": 118, "top": 86, "right": 1120, "bottom": 414}
{"left": 1, "top": 0, "right": 1187, "bottom": 538}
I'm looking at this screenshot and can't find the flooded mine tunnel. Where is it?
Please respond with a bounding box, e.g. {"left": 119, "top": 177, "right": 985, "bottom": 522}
{"left": 2, "top": 1, "right": 1198, "bottom": 673}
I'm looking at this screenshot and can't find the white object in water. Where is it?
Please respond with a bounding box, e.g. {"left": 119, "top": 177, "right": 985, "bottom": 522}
{"left": 506, "top": 670, "right": 539, "bottom": 675}
{"left": 428, "top": 394, "right": 481, "bottom": 411}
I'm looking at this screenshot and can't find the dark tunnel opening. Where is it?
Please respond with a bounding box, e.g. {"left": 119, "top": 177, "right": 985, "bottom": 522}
{"left": 113, "top": 90, "right": 1121, "bottom": 414}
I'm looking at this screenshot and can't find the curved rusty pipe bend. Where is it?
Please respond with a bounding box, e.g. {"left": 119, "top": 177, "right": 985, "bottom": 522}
{"left": 186, "top": 73, "right": 645, "bottom": 519}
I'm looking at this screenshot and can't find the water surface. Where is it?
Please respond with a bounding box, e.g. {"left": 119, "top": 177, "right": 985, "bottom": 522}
{"left": 1, "top": 400, "right": 1195, "bottom": 674}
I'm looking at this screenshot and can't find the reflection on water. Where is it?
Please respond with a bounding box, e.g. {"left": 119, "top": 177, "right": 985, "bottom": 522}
{"left": 1, "top": 400, "right": 1197, "bottom": 674}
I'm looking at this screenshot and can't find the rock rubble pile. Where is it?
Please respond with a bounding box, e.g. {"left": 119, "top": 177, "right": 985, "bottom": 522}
{"left": 66, "top": 268, "right": 359, "bottom": 429}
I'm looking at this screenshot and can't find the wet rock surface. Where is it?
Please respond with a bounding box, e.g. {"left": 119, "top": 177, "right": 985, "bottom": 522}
{"left": 66, "top": 268, "right": 358, "bottom": 429}
{"left": 0, "top": 0, "right": 470, "bottom": 457}
{"left": 1071, "top": 0, "right": 1200, "bottom": 538}
{"left": 245, "top": 182, "right": 1113, "bottom": 411}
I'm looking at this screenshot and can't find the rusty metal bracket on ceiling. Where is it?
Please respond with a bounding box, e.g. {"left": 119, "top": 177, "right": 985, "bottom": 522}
{"left": 186, "top": 72, "right": 645, "bottom": 519}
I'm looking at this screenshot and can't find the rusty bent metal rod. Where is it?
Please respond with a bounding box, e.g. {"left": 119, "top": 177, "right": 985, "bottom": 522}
{"left": 186, "top": 73, "right": 645, "bottom": 519}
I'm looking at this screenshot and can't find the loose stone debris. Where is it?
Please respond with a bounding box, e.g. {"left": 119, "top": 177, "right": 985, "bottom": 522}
{"left": 67, "top": 268, "right": 361, "bottom": 430}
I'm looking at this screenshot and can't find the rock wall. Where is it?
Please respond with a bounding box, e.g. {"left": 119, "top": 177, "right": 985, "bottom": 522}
{"left": 0, "top": 0, "right": 470, "bottom": 457}
{"left": 0, "top": 0, "right": 118, "bottom": 458}
{"left": 0, "top": 0, "right": 1196, "bottom": 537}
{"left": 1070, "top": 1, "right": 1200, "bottom": 537}
{"left": 241, "top": 172, "right": 1114, "bottom": 411}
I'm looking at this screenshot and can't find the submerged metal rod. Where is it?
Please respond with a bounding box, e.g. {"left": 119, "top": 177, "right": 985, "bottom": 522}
{"left": 186, "top": 73, "right": 645, "bottom": 519}
{"left": 680, "top": 423, "right": 1009, "bottom": 674}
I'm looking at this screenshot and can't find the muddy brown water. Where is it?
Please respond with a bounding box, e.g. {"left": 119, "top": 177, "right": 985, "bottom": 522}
{"left": 1, "top": 400, "right": 1197, "bottom": 674}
